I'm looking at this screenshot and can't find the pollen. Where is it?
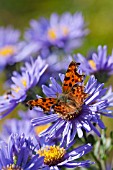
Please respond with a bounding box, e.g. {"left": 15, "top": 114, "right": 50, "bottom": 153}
{"left": 21, "top": 79, "right": 27, "bottom": 87}
{"left": 38, "top": 145, "right": 66, "bottom": 166}
{"left": 47, "top": 28, "right": 57, "bottom": 40}
{"left": 2, "top": 164, "right": 23, "bottom": 170}
{"left": 61, "top": 26, "right": 69, "bottom": 36}
{"left": 11, "top": 79, "right": 27, "bottom": 94}
{"left": 89, "top": 60, "right": 97, "bottom": 70}
{"left": 13, "top": 86, "right": 20, "bottom": 93}
{"left": 0, "top": 45, "right": 15, "bottom": 57}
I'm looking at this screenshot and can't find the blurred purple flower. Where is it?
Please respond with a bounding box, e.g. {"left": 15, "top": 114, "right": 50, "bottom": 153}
{"left": 18, "top": 108, "right": 43, "bottom": 120}
{"left": 25, "top": 12, "right": 88, "bottom": 57}
{"left": 0, "top": 57, "right": 47, "bottom": 119}
{"left": 0, "top": 108, "right": 52, "bottom": 146}
{"left": 75, "top": 45, "right": 113, "bottom": 82}
{"left": 39, "top": 54, "right": 72, "bottom": 84}
{"left": 0, "top": 26, "right": 38, "bottom": 71}
{"left": 32, "top": 73, "right": 113, "bottom": 146}
{"left": 0, "top": 118, "right": 35, "bottom": 141}
{"left": 0, "top": 133, "right": 44, "bottom": 170}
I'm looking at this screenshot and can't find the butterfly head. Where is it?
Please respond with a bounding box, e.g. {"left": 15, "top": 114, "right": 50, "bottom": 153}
{"left": 26, "top": 100, "right": 37, "bottom": 110}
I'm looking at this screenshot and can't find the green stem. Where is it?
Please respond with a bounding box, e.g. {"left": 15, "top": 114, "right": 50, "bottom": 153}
{"left": 91, "top": 151, "right": 102, "bottom": 170}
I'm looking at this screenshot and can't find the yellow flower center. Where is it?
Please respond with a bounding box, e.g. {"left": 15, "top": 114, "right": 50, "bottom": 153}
{"left": 38, "top": 145, "right": 66, "bottom": 166}
{"left": 47, "top": 26, "right": 69, "bottom": 41}
{"left": 21, "top": 79, "right": 27, "bottom": 87}
{"left": 13, "top": 86, "right": 20, "bottom": 93}
{"left": 89, "top": 60, "right": 97, "bottom": 70}
{"left": 47, "top": 28, "right": 57, "bottom": 40}
{"left": 12, "top": 79, "right": 27, "bottom": 93}
{"left": 0, "top": 45, "right": 15, "bottom": 57}
{"left": 61, "top": 26, "right": 69, "bottom": 36}
{"left": 35, "top": 123, "right": 51, "bottom": 135}
{"left": 2, "top": 164, "right": 23, "bottom": 170}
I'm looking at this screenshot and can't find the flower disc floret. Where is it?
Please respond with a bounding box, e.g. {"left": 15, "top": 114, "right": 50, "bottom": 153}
{"left": 38, "top": 145, "right": 66, "bottom": 166}
{"left": 2, "top": 164, "right": 22, "bottom": 170}
{"left": 0, "top": 45, "right": 15, "bottom": 57}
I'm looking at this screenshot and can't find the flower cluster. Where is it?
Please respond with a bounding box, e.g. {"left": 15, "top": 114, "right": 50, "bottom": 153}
{"left": 25, "top": 12, "right": 88, "bottom": 57}
{"left": 0, "top": 26, "right": 38, "bottom": 71}
{"left": 75, "top": 45, "right": 113, "bottom": 82}
{"left": 0, "top": 57, "right": 47, "bottom": 118}
{"left": 0, "top": 133, "right": 44, "bottom": 170}
{"left": 0, "top": 11, "right": 113, "bottom": 170}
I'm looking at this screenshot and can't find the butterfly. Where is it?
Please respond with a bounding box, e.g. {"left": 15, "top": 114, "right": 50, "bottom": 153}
{"left": 27, "top": 61, "right": 88, "bottom": 120}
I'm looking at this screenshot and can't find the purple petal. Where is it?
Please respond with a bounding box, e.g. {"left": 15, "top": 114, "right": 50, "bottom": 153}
{"left": 31, "top": 114, "right": 58, "bottom": 126}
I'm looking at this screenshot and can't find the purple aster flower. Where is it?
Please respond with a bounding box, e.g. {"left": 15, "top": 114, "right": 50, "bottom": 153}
{"left": 74, "top": 45, "right": 113, "bottom": 82}
{"left": 36, "top": 142, "right": 94, "bottom": 169}
{"left": 0, "top": 108, "right": 51, "bottom": 145}
{"left": 25, "top": 12, "right": 88, "bottom": 57}
{"left": 39, "top": 54, "right": 72, "bottom": 84}
{"left": 18, "top": 108, "right": 44, "bottom": 120}
{"left": 0, "top": 118, "right": 35, "bottom": 141}
{"left": 0, "top": 26, "right": 38, "bottom": 71}
{"left": 0, "top": 57, "right": 47, "bottom": 119}
{"left": 0, "top": 133, "right": 44, "bottom": 170}
{"left": 31, "top": 65, "right": 113, "bottom": 146}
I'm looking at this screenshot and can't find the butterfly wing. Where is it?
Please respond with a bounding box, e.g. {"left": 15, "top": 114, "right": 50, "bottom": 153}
{"left": 53, "top": 84, "right": 88, "bottom": 119}
{"left": 68, "top": 84, "right": 88, "bottom": 107}
{"left": 27, "top": 98, "right": 57, "bottom": 112}
{"left": 62, "top": 61, "right": 84, "bottom": 93}
{"left": 53, "top": 101, "right": 79, "bottom": 120}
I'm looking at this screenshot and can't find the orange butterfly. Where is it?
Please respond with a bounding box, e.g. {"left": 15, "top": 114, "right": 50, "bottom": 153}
{"left": 27, "top": 61, "right": 88, "bottom": 120}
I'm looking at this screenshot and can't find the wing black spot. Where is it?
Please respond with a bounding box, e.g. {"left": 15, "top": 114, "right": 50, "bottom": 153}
{"left": 69, "top": 83, "right": 72, "bottom": 87}
{"left": 64, "top": 76, "right": 70, "bottom": 81}
{"left": 42, "top": 98, "right": 46, "bottom": 102}
{"left": 63, "top": 84, "right": 68, "bottom": 86}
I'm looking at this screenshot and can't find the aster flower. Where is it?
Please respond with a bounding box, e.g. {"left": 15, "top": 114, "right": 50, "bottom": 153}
{"left": 0, "top": 133, "right": 44, "bottom": 170}
{"left": 25, "top": 12, "right": 88, "bottom": 57}
{"left": 0, "top": 118, "right": 35, "bottom": 141}
{"left": 0, "top": 108, "right": 51, "bottom": 144}
{"left": 31, "top": 66, "right": 113, "bottom": 146}
{"left": 19, "top": 108, "right": 51, "bottom": 135}
{"left": 18, "top": 108, "right": 44, "bottom": 120}
{"left": 36, "top": 141, "right": 94, "bottom": 169}
{"left": 0, "top": 26, "right": 38, "bottom": 71}
{"left": 39, "top": 53, "right": 72, "bottom": 84}
{"left": 75, "top": 45, "right": 113, "bottom": 82}
{"left": 0, "top": 57, "right": 47, "bottom": 118}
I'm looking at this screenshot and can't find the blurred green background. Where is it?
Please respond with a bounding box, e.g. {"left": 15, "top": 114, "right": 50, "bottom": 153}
{"left": 0, "top": 0, "right": 113, "bottom": 132}
{"left": 0, "top": 0, "right": 113, "bottom": 54}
